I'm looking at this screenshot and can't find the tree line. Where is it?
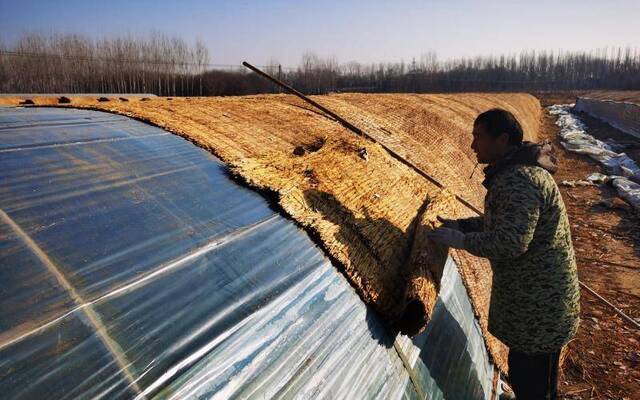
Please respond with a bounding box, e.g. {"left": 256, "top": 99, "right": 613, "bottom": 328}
{"left": 0, "top": 33, "right": 209, "bottom": 95}
{"left": 1, "top": 33, "right": 639, "bottom": 95}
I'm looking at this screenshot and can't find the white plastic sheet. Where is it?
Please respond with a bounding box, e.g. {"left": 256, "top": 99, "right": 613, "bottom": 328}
{"left": 548, "top": 104, "right": 640, "bottom": 211}
{"left": 574, "top": 97, "right": 640, "bottom": 139}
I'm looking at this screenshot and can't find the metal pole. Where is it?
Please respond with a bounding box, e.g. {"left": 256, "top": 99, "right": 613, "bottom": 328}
{"left": 242, "top": 61, "right": 367, "bottom": 137}
{"left": 242, "top": 61, "right": 483, "bottom": 215}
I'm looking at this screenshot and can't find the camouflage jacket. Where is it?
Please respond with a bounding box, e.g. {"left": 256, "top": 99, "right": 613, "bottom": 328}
{"left": 460, "top": 142, "right": 581, "bottom": 354}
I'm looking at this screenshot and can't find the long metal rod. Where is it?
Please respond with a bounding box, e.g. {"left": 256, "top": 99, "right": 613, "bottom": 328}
{"left": 243, "top": 61, "right": 366, "bottom": 136}
{"left": 242, "top": 61, "right": 483, "bottom": 215}
{"left": 579, "top": 281, "right": 640, "bottom": 329}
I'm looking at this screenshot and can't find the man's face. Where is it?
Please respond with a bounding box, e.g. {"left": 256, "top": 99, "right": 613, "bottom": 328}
{"left": 471, "top": 123, "right": 509, "bottom": 164}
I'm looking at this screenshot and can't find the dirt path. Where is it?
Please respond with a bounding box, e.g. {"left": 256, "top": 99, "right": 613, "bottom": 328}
{"left": 538, "top": 94, "right": 640, "bottom": 399}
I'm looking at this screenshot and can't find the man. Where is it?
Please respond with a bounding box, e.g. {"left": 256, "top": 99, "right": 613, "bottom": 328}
{"left": 427, "top": 109, "right": 581, "bottom": 400}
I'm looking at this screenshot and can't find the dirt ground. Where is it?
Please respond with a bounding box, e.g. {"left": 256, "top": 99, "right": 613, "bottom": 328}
{"left": 536, "top": 94, "right": 640, "bottom": 400}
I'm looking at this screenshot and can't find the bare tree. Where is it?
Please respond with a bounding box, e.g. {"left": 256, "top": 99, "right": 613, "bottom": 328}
{"left": 1, "top": 33, "right": 639, "bottom": 96}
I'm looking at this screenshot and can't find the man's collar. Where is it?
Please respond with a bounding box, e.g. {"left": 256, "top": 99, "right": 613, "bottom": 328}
{"left": 480, "top": 140, "right": 558, "bottom": 188}
{"left": 481, "top": 145, "right": 521, "bottom": 188}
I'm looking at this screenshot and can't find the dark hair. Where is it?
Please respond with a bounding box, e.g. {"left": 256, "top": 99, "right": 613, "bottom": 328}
{"left": 474, "top": 108, "right": 523, "bottom": 145}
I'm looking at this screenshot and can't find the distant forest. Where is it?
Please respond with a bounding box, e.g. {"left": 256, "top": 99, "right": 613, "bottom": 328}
{"left": 1, "top": 33, "right": 640, "bottom": 96}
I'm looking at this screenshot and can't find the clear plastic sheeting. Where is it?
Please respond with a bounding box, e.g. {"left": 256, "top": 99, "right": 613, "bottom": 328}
{"left": 0, "top": 107, "right": 496, "bottom": 399}
{"left": 398, "top": 258, "right": 496, "bottom": 400}
{"left": 159, "top": 258, "right": 496, "bottom": 400}
{"left": 574, "top": 97, "right": 640, "bottom": 139}
{"left": 548, "top": 104, "right": 640, "bottom": 211}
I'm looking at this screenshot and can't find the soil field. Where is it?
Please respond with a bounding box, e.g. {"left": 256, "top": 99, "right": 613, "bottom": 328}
{"left": 538, "top": 93, "right": 640, "bottom": 400}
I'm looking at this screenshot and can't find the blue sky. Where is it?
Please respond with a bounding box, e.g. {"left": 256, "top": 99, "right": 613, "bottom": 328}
{"left": 1, "top": 0, "right": 639, "bottom": 67}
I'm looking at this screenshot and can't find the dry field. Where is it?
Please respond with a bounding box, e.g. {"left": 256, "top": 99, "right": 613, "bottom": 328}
{"left": 537, "top": 93, "right": 640, "bottom": 399}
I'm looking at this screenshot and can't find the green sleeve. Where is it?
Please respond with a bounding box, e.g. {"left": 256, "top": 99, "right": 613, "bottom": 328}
{"left": 457, "top": 216, "right": 484, "bottom": 233}
{"left": 464, "top": 174, "right": 541, "bottom": 259}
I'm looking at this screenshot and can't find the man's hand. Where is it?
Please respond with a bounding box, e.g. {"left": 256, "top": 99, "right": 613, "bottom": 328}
{"left": 437, "top": 215, "right": 459, "bottom": 230}
{"left": 426, "top": 227, "right": 466, "bottom": 249}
